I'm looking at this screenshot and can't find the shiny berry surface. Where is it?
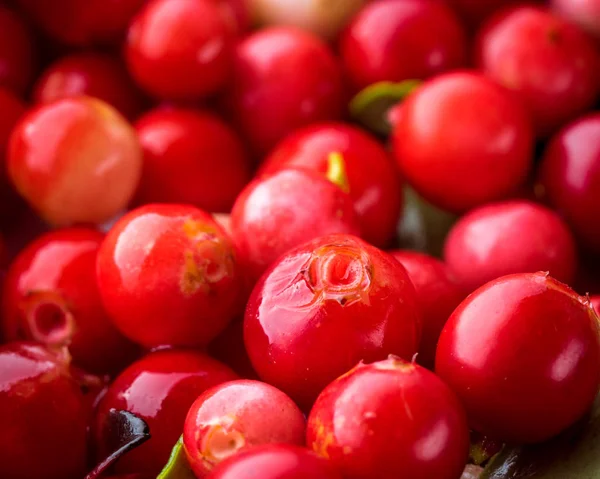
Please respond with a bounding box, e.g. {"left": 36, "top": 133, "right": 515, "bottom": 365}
{"left": 341, "top": 0, "right": 467, "bottom": 90}
{"left": 260, "top": 123, "right": 403, "bottom": 248}
{"left": 436, "top": 272, "right": 600, "bottom": 444}
{"left": 393, "top": 71, "right": 533, "bottom": 213}
{"left": 244, "top": 234, "right": 421, "bottom": 409}
{"left": 134, "top": 107, "right": 251, "bottom": 212}
{"left": 551, "top": 0, "right": 600, "bottom": 42}
{"left": 7, "top": 96, "right": 143, "bottom": 226}
{"left": 307, "top": 358, "right": 470, "bottom": 479}
{"left": 95, "top": 349, "right": 238, "bottom": 476}
{"left": 183, "top": 379, "right": 306, "bottom": 476}
{"left": 0, "top": 6, "right": 36, "bottom": 95}
{"left": 96, "top": 203, "right": 242, "bottom": 348}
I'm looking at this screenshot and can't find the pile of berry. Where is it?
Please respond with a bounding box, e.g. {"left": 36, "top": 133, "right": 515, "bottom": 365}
{"left": 0, "top": 1, "right": 599, "bottom": 478}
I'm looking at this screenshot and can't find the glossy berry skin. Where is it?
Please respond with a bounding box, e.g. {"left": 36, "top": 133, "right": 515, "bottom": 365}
{"left": 0, "top": 342, "right": 89, "bottom": 479}
{"left": 225, "top": 27, "right": 344, "bottom": 155}
{"left": 134, "top": 108, "right": 251, "bottom": 212}
{"left": 244, "top": 234, "right": 421, "bottom": 409}
{"left": 2, "top": 228, "right": 139, "bottom": 376}
{"left": 393, "top": 71, "right": 533, "bottom": 213}
{"left": 307, "top": 358, "right": 470, "bottom": 479}
{"left": 183, "top": 379, "right": 306, "bottom": 476}
{"left": 32, "top": 53, "right": 145, "bottom": 120}
{"left": 260, "top": 123, "right": 402, "bottom": 248}
{"left": 436, "top": 272, "right": 600, "bottom": 444}
{"left": 340, "top": 0, "right": 467, "bottom": 90}
{"left": 231, "top": 168, "right": 361, "bottom": 281}
{"left": 538, "top": 113, "right": 600, "bottom": 254}
{"left": 389, "top": 250, "right": 463, "bottom": 368}
{"left": 125, "top": 0, "right": 234, "bottom": 100}
{"left": 207, "top": 445, "right": 343, "bottom": 479}
{"left": 0, "top": 6, "right": 36, "bottom": 95}
{"left": 7, "top": 96, "right": 143, "bottom": 227}
{"left": 95, "top": 349, "right": 238, "bottom": 476}
{"left": 475, "top": 6, "right": 600, "bottom": 138}
{"left": 444, "top": 201, "right": 577, "bottom": 294}
{"left": 96, "top": 204, "right": 242, "bottom": 348}
{"left": 591, "top": 296, "right": 600, "bottom": 315}
{"left": 551, "top": 0, "right": 600, "bottom": 42}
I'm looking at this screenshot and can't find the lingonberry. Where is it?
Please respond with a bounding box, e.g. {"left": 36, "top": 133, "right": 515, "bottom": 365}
{"left": 392, "top": 71, "right": 533, "bottom": 213}
{"left": 134, "top": 107, "right": 251, "bottom": 212}
{"left": 230, "top": 163, "right": 361, "bottom": 281}
{"left": 94, "top": 349, "right": 238, "bottom": 476}
{"left": 591, "top": 295, "right": 600, "bottom": 315}
{"left": 7, "top": 96, "right": 143, "bottom": 226}
{"left": 389, "top": 250, "right": 464, "bottom": 368}
{"left": 475, "top": 6, "right": 600, "bottom": 138}
{"left": 183, "top": 379, "right": 306, "bottom": 476}
{"left": 2, "top": 228, "right": 140, "bottom": 376}
{"left": 0, "top": 342, "right": 90, "bottom": 479}
{"left": 443, "top": 200, "right": 577, "bottom": 293}
{"left": 260, "top": 122, "right": 403, "bottom": 248}
{"left": 224, "top": 26, "right": 344, "bottom": 155}
{"left": 538, "top": 113, "right": 600, "bottom": 254}
{"left": 32, "top": 52, "right": 145, "bottom": 120}
{"left": 0, "top": 6, "right": 36, "bottom": 95}
{"left": 244, "top": 234, "right": 421, "bottom": 409}
{"left": 217, "top": 0, "right": 250, "bottom": 35}
{"left": 307, "top": 357, "right": 470, "bottom": 479}
{"left": 125, "top": 0, "right": 234, "bottom": 101}
{"left": 340, "top": 0, "right": 467, "bottom": 91}
{"left": 551, "top": 0, "right": 600, "bottom": 42}
{"left": 206, "top": 444, "right": 343, "bottom": 479}
{"left": 436, "top": 272, "right": 600, "bottom": 444}
{"left": 96, "top": 203, "right": 242, "bottom": 348}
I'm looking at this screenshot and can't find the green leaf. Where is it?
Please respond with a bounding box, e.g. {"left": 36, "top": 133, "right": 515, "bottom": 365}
{"left": 157, "top": 436, "right": 196, "bottom": 479}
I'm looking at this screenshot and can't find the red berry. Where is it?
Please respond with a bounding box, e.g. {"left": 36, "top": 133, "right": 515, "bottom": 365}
{"left": 230, "top": 166, "right": 361, "bottom": 281}
{"left": 206, "top": 444, "right": 343, "bottom": 479}
{"left": 392, "top": 71, "right": 533, "bottom": 213}
{"left": 443, "top": 200, "right": 578, "bottom": 293}
{"left": 244, "top": 234, "right": 421, "bottom": 409}
{"left": 125, "top": 0, "right": 234, "bottom": 100}
{"left": 307, "top": 357, "right": 470, "bottom": 479}
{"left": 0, "top": 342, "right": 89, "bottom": 479}
{"left": 7, "top": 96, "right": 143, "bottom": 226}
{"left": 341, "top": 0, "right": 467, "bottom": 90}
{"left": 134, "top": 107, "right": 251, "bottom": 212}
{"left": 389, "top": 250, "right": 464, "bottom": 368}
{"left": 591, "top": 295, "right": 600, "bottom": 315}
{"left": 475, "top": 6, "right": 600, "bottom": 138}
{"left": 0, "top": 6, "right": 36, "bottom": 95}
{"left": 551, "top": 0, "right": 600, "bottom": 42}
{"left": 183, "top": 379, "right": 306, "bottom": 476}
{"left": 260, "top": 122, "right": 403, "bottom": 248}
{"left": 32, "top": 52, "right": 145, "bottom": 120}
{"left": 96, "top": 204, "right": 242, "bottom": 348}
{"left": 94, "top": 349, "right": 238, "bottom": 475}
{"left": 538, "top": 113, "right": 600, "bottom": 254}
{"left": 436, "top": 272, "right": 600, "bottom": 443}
{"left": 2, "top": 228, "right": 140, "bottom": 375}
{"left": 225, "top": 27, "right": 344, "bottom": 155}
{"left": 209, "top": 319, "right": 259, "bottom": 379}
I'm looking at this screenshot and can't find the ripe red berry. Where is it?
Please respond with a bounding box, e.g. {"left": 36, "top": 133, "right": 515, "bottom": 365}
{"left": 134, "top": 107, "right": 251, "bottom": 212}
{"left": 443, "top": 200, "right": 578, "bottom": 293}
{"left": 96, "top": 204, "right": 242, "bottom": 348}
{"left": 389, "top": 250, "right": 464, "bottom": 368}
{"left": 436, "top": 272, "right": 600, "bottom": 444}
{"left": 206, "top": 444, "right": 343, "bottom": 479}
{"left": 591, "top": 295, "right": 600, "bottom": 315}
{"left": 0, "top": 342, "right": 90, "bottom": 479}
{"left": 94, "top": 349, "right": 238, "bottom": 476}
{"left": 260, "top": 122, "right": 403, "bottom": 248}
{"left": 125, "top": 0, "right": 234, "bottom": 100}
{"left": 392, "top": 71, "right": 533, "bottom": 213}
{"left": 183, "top": 379, "right": 306, "bottom": 476}
{"left": 538, "top": 113, "right": 600, "bottom": 254}
{"left": 32, "top": 52, "right": 145, "bottom": 120}
{"left": 7, "top": 96, "right": 143, "bottom": 226}
{"left": 225, "top": 27, "right": 344, "bottom": 155}
{"left": 244, "top": 234, "right": 421, "bottom": 409}
{"left": 551, "top": 0, "right": 600, "bottom": 42}
{"left": 307, "top": 357, "right": 470, "bottom": 479}
{"left": 475, "top": 6, "right": 600, "bottom": 137}
{"left": 0, "top": 6, "right": 36, "bottom": 95}
{"left": 341, "top": 0, "right": 467, "bottom": 90}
